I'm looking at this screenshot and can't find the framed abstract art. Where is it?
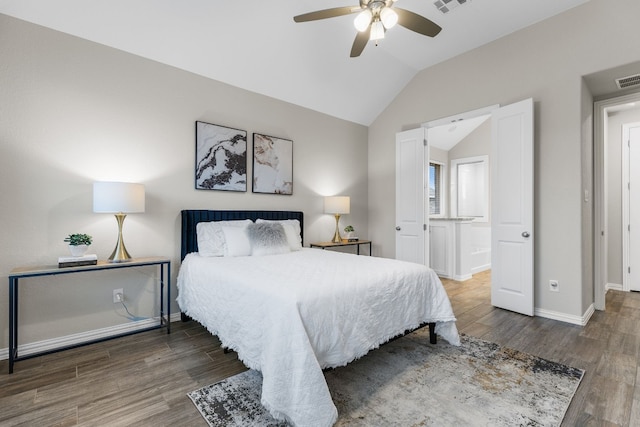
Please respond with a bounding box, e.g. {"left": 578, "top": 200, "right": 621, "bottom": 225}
{"left": 252, "top": 133, "right": 293, "bottom": 195}
{"left": 195, "top": 121, "right": 247, "bottom": 191}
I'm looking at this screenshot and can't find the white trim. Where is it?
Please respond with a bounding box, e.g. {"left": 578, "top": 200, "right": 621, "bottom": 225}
{"left": 0, "top": 313, "right": 181, "bottom": 361}
{"left": 535, "top": 304, "right": 595, "bottom": 326}
{"left": 471, "top": 264, "right": 491, "bottom": 274}
{"left": 606, "top": 282, "right": 623, "bottom": 291}
{"left": 623, "top": 123, "right": 630, "bottom": 291}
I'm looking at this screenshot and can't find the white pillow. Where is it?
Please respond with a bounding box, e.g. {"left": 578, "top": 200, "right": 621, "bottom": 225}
{"left": 196, "top": 219, "right": 252, "bottom": 257}
{"left": 256, "top": 219, "right": 302, "bottom": 251}
{"left": 222, "top": 226, "right": 251, "bottom": 257}
{"left": 247, "top": 222, "right": 290, "bottom": 256}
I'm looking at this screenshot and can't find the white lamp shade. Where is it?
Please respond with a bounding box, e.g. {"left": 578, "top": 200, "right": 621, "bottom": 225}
{"left": 370, "top": 20, "right": 385, "bottom": 41}
{"left": 93, "top": 182, "right": 145, "bottom": 213}
{"left": 354, "top": 9, "right": 372, "bottom": 32}
{"left": 324, "top": 196, "right": 350, "bottom": 215}
{"left": 380, "top": 7, "right": 398, "bottom": 29}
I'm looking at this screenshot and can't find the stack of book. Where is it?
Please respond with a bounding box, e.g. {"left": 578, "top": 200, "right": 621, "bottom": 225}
{"left": 58, "top": 254, "right": 98, "bottom": 268}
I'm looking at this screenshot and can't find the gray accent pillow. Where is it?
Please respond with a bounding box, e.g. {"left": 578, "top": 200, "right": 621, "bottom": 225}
{"left": 247, "top": 222, "right": 290, "bottom": 256}
{"left": 256, "top": 219, "right": 302, "bottom": 251}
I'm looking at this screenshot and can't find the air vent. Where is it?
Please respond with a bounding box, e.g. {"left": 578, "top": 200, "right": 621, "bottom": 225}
{"left": 434, "top": 0, "right": 469, "bottom": 14}
{"left": 616, "top": 74, "right": 640, "bottom": 90}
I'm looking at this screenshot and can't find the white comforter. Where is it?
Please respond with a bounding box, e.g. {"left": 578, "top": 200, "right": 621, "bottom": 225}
{"left": 177, "top": 248, "right": 460, "bottom": 426}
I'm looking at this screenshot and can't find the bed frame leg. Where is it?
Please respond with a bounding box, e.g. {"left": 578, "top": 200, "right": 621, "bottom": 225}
{"left": 428, "top": 322, "right": 437, "bottom": 344}
{"left": 181, "top": 312, "right": 191, "bottom": 322}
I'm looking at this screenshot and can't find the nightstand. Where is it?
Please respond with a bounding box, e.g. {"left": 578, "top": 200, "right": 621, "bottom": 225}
{"left": 309, "top": 240, "right": 372, "bottom": 255}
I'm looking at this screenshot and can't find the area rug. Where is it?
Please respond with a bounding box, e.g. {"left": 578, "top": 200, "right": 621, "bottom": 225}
{"left": 187, "top": 333, "right": 584, "bottom": 426}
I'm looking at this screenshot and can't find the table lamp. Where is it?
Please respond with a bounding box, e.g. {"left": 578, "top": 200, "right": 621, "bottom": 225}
{"left": 93, "top": 182, "right": 145, "bottom": 262}
{"left": 324, "top": 196, "right": 350, "bottom": 243}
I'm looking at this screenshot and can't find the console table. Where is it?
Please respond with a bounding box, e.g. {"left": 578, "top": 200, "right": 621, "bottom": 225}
{"left": 7, "top": 256, "right": 171, "bottom": 373}
{"left": 310, "top": 240, "right": 372, "bottom": 255}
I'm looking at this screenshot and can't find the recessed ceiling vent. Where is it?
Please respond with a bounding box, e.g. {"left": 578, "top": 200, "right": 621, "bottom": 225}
{"left": 616, "top": 74, "right": 640, "bottom": 90}
{"left": 434, "top": 0, "right": 470, "bottom": 14}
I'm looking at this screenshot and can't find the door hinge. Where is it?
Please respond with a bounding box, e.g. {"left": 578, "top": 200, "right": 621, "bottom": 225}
{"left": 423, "top": 224, "right": 427, "bottom": 231}
{"left": 423, "top": 139, "right": 427, "bottom": 146}
{"left": 629, "top": 266, "right": 631, "bottom": 274}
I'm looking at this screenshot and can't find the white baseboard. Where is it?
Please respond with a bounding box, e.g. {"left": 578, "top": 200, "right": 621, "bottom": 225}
{"left": 606, "top": 282, "right": 623, "bottom": 291}
{"left": 471, "top": 264, "right": 491, "bottom": 274}
{"left": 535, "top": 303, "right": 595, "bottom": 326}
{"left": 0, "top": 313, "right": 181, "bottom": 361}
{"left": 454, "top": 273, "right": 473, "bottom": 281}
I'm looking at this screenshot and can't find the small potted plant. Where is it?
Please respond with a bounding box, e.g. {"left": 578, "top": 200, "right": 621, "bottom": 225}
{"left": 64, "top": 233, "right": 93, "bottom": 257}
{"left": 344, "top": 225, "right": 357, "bottom": 241}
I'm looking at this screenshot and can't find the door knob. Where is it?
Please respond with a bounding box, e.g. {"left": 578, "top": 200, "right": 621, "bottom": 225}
{"left": 522, "top": 231, "right": 530, "bottom": 238}
{"left": 395, "top": 226, "right": 401, "bottom": 231}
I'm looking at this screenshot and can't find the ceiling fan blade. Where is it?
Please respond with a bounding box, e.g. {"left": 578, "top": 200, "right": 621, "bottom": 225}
{"left": 294, "top": 6, "right": 360, "bottom": 23}
{"left": 394, "top": 8, "right": 442, "bottom": 37}
{"left": 350, "top": 27, "right": 371, "bottom": 58}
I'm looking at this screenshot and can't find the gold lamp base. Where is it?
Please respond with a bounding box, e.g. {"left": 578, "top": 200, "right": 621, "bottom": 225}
{"left": 109, "top": 213, "right": 133, "bottom": 263}
{"left": 332, "top": 213, "right": 343, "bottom": 243}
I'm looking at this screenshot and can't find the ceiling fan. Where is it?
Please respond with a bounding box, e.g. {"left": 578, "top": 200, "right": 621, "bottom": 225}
{"left": 293, "top": 0, "right": 442, "bottom": 58}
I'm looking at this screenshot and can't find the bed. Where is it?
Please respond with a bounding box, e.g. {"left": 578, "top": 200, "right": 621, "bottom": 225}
{"left": 177, "top": 209, "right": 460, "bottom": 427}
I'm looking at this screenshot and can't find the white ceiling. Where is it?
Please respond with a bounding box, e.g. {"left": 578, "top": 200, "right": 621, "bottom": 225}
{"left": 428, "top": 114, "right": 491, "bottom": 151}
{"left": 0, "top": 0, "right": 589, "bottom": 125}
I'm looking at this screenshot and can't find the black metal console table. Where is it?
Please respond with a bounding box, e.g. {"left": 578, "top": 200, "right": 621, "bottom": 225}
{"left": 309, "top": 239, "right": 372, "bottom": 255}
{"left": 7, "top": 256, "right": 171, "bottom": 373}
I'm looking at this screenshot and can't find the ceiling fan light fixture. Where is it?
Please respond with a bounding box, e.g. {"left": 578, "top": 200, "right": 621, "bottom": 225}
{"left": 354, "top": 9, "right": 373, "bottom": 32}
{"left": 294, "top": 1, "right": 442, "bottom": 58}
{"left": 370, "top": 20, "right": 385, "bottom": 41}
{"left": 380, "top": 7, "right": 398, "bottom": 29}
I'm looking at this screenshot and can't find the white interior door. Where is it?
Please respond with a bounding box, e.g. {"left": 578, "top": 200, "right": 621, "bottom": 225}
{"left": 491, "top": 98, "right": 534, "bottom": 316}
{"left": 625, "top": 123, "right": 640, "bottom": 291}
{"left": 395, "top": 128, "right": 428, "bottom": 264}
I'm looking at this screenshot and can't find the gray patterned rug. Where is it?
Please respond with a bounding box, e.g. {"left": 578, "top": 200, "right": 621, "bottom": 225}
{"left": 187, "top": 333, "right": 584, "bottom": 426}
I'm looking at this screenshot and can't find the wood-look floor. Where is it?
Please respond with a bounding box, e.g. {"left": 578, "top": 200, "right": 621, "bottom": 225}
{"left": 1, "top": 270, "right": 638, "bottom": 426}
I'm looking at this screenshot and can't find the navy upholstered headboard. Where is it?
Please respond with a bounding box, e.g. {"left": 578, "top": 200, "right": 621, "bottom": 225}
{"left": 180, "top": 210, "right": 304, "bottom": 260}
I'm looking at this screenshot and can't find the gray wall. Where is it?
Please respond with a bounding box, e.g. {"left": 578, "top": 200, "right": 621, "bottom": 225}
{"left": 449, "top": 120, "right": 491, "bottom": 161}
{"left": 429, "top": 146, "right": 448, "bottom": 164}
{"left": 368, "top": 0, "right": 640, "bottom": 319}
{"left": 580, "top": 78, "right": 594, "bottom": 313}
{"left": 0, "top": 14, "right": 368, "bottom": 349}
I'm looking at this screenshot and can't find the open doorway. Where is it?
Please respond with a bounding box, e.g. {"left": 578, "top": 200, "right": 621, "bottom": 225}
{"left": 585, "top": 60, "right": 640, "bottom": 310}
{"left": 424, "top": 106, "right": 496, "bottom": 280}
{"left": 594, "top": 92, "right": 640, "bottom": 308}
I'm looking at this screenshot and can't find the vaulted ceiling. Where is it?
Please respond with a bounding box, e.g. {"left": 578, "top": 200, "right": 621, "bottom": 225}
{"left": 0, "top": 0, "right": 589, "bottom": 125}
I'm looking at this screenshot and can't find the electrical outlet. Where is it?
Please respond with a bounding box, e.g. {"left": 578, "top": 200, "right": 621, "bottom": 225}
{"left": 113, "top": 288, "right": 124, "bottom": 303}
{"left": 549, "top": 280, "right": 559, "bottom": 292}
